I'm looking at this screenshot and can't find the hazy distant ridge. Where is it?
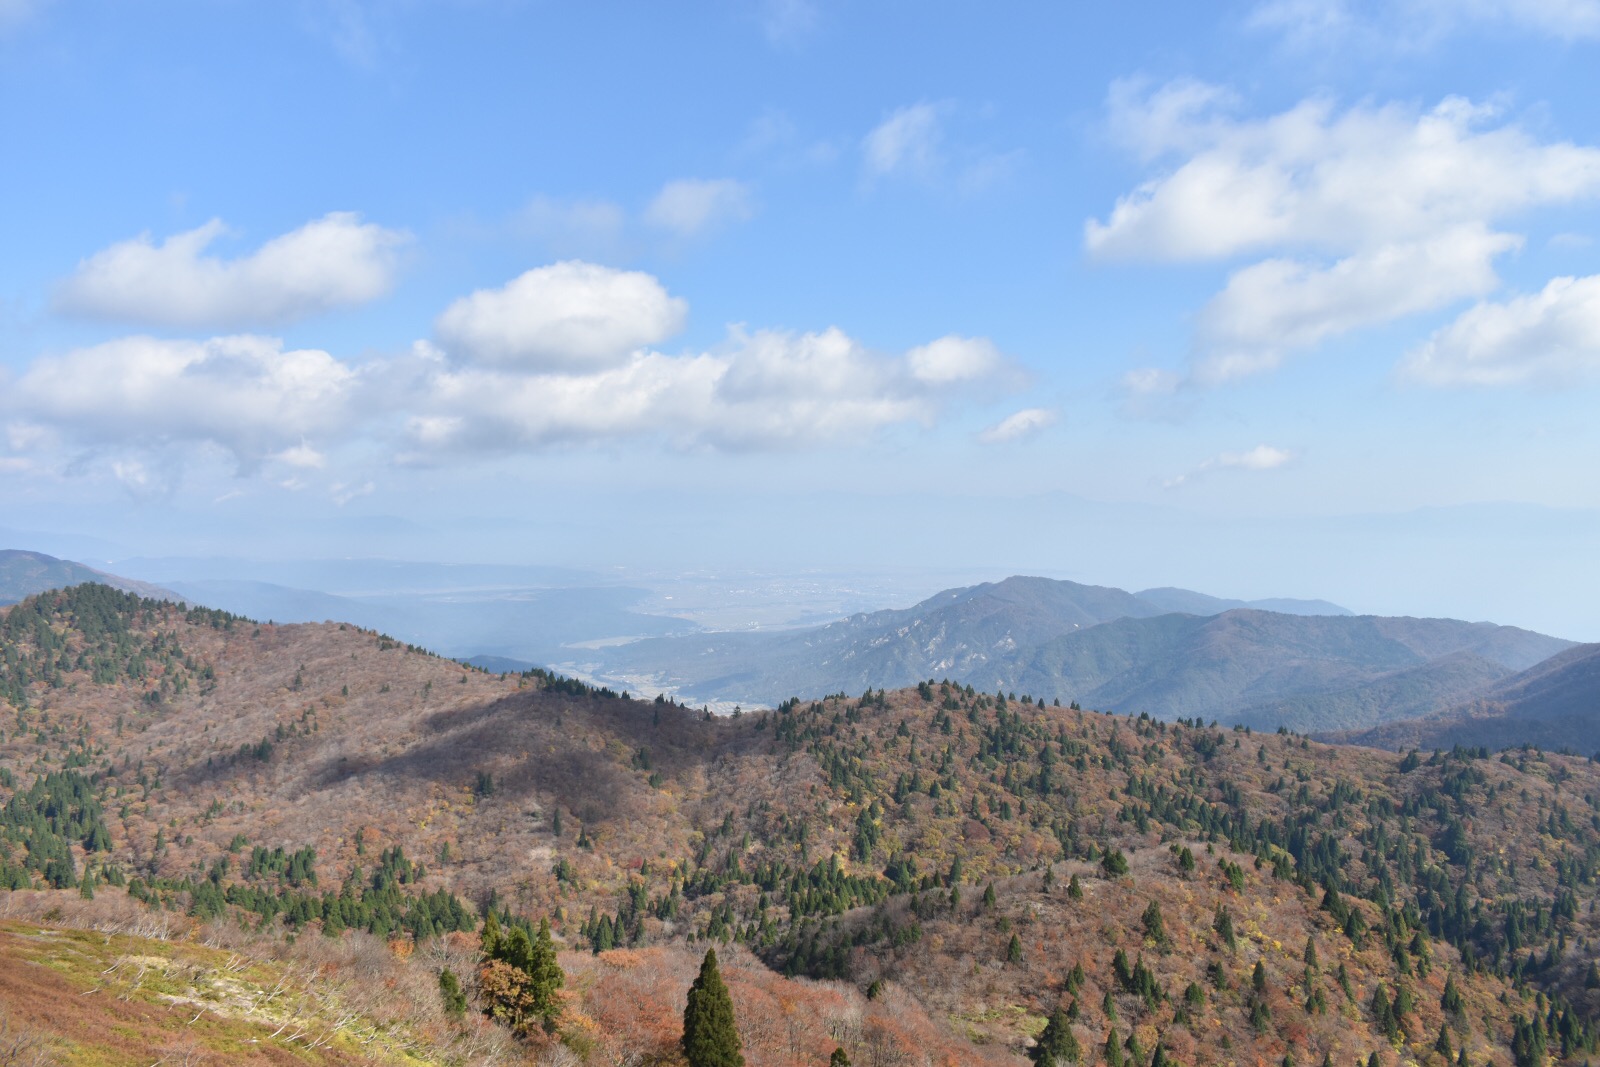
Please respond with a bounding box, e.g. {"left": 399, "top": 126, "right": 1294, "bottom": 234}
{"left": 590, "top": 575, "right": 1572, "bottom": 733}
{"left": 0, "top": 549, "right": 181, "bottom": 606}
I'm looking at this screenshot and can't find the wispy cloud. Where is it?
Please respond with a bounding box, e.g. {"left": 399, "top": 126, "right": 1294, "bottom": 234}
{"left": 864, "top": 104, "right": 945, "bottom": 180}
{"left": 862, "top": 103, "right": 1019, "bottom": 192}
{"left": 978, "top": 408, "right": 1056, "bottom": 444}
{"left": 1249, "top": 0, "right": 1600, "bottom": 45}
{"left": 1165, "top": 445, "right": 1294, "bottom": 488}
{"left": 644, "top": 179, "right": 755, "bottom": 237}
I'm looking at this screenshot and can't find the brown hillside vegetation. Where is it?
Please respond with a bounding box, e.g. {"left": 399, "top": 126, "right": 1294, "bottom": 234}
{"left": 3, "top": 586, "right": 1600, "bottom": 1066}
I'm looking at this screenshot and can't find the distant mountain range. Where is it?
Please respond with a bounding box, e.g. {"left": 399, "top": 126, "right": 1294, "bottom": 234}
{"left": 159, "top": 579, "right": 694, "bottom": 664}
{"left": 1338, "top": 642, "right": 1600, "bottom": 753}
{"left": 6, "top": 553, "right": 1589, "bottom": 746}
{"left": 0, "top": 549, "right": 179, "bottom": 606}
{"left": 583, "top": 575, "right": 1576, "bottom": 734}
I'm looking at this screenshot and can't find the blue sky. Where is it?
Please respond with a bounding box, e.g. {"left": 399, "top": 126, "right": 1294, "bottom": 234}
{"left": 3, "top": 1, "right": 1600, "bottom": 637}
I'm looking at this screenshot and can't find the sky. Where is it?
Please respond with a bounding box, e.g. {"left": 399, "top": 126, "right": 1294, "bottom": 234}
{"left": 2, "top": 0, "right": 1600, "bottom": 638}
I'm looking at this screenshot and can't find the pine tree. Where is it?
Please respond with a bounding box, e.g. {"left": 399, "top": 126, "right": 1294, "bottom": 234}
{"left": 439, "top": 968, "right": 467, "bottom": 1017}
{"left": 527, "top": 918, "right": 565, "bottom": 1033}
{"left": 1442, "top": 973, "right": 1464, "bottom": 1013}
{"left": 1104, "top": 1030, "right": 1124, "bottom": 1067}
{"left": 1008, "top": 933, "right": 1024, "bottom": 964}
{"left": 830, "top": 1048, "right": 851, "bottom": 1067}
{"left": 682, "top": 948, "right": 743, "bottom": 1067}
{"left": 1068, "top": 873, "right": 1084, "bottom": 900}
{"left": 480, "top": 911, "right": 502, "bottom": 958}
{"left": 1142, "top": 900, "right": 1166, "bottom": 944}
{"left": 1032, "top": 1006, "right": 1080, "bottom": 1065}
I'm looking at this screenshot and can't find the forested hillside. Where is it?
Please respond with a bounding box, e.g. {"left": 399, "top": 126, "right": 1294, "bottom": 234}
{"left": 2, "top": 585, "right": 1599, "bottom": 1066}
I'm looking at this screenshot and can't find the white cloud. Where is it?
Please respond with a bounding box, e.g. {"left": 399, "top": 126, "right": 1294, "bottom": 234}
{"left": 1089, "top": 92, "right": 1600, "bottom": 262}
{"left": 1195, "top": 225, "right": 1518, "bottom": 382}
{"left": 1090, "top": 84, "right": 1600, "bottom": 382}
{"left": 906, "top": 336, "right": 1001, "bottom": 384}
{"left": 1249, "top": 0, "right": 1600, "bottom": 43}
{"left": 1165, "top": 444, "right": 1294, "bottom": 488}
{"left": 1401, "top": 274, "right": 1600, "bottom": 385}
{"left": 7, "top": 263, "right": 1015, "bottom": 477}
{"left": 272, "top": 442, "right": 328, "bottom": 470}
{"left": 56, "top": 213, "right": 409, "bottom": 328}
{"left": 864, "top": 104, "right": 944, "bottom": 178}
{"left": 434, "top": 261, "right": 688, "bottom": 372}
{"left": 644, "top": 179, "right": 755, "bottom": 236}
{"left": 3, "top": 335, "right": 359, "bottom": 466}
{"left": 410, "top": 320, "right": 1008, "bottom": 456}
{"left": 978, "top": 408, "right": 1056, "bottom": 444}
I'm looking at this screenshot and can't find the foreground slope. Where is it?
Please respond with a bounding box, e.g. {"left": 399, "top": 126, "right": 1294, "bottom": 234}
{"left": 2, "top": 585, "right": 1599, "bottom": 1066}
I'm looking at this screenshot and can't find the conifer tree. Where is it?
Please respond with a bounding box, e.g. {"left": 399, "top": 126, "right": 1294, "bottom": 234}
{"left": 480, "top": 911, "right": 502, "bottom": 958}
{"left": 1031, "top": 1005, "right": 1080, "bottom": 1065}
{"left": 1068, "top": 873, "right": 1084, "bottom": 900}
{"left": 1104, "top": 1029, "right": 1124, "bottom": 1067}
{"left": 830, "top": 1048, "right": 851, "bottom": 1067}
{"left": 439, "top": 968, "right": 467, "bottom": 1017}
{"left": 682, "top": 948, "right": 743, "bottom": 1067}
{"left": 527, "top": 918, "right": 565, "bottom": 1034}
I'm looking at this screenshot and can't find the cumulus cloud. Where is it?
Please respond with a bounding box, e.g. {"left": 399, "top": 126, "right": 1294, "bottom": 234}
{"left": 978, "top": 408, "right": 1056, "bottom": 444}
{"left": 1401, "top": 274, "right": 1600, "bottom": 385}
{"left": 434, "top": 261, "right": 688, "bottom": 372}
{"left": 644, "top": 179, "right": 755, "bottom": 236}
{"left": 6, "top": 261, "right": 1015, "bottom": 480}
{"left": 1165, "top": 444, "right": 1294, "bottom": 488}
{"left": 1090, "top": 84, "right": 1600, "bottom": 382}
{"left": 906, "top": 336, "right": 1002, "bottom": 384}
{"left": 410, "top": 323, "right": 998, "bottom": 455}
{"left": 55, "top": 213, "right": 408, "bottom": 328}
{"left": 1195, "top": 225, "right": 1518, "bottom": 382}
{"left": 3, "top": 335, "right": 359, "bottom": 467}
{"left": 1089, "top": 91, "right": 1600, "bottom": 262}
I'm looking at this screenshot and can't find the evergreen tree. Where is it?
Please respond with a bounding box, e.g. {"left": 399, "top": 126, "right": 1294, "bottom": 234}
{"left": 1008, "top": 933, "right": 1024, "bottom": 964}
{"left": 480, "top": 911, "right": 502, "bottom": 958}
{"left": 1104, "top": 1030, "right": 1124, "bottom": 1067}
{"left": 682, "top": 948, "right": 743, "bottom": 1067}
{"left": 1032, "top": 1006, "right": 1080, "bottom": 1066}
{"left": 1142, "top": 899, "right": 1166, "bottom": 944}
{"left": 527, "top": 918, "right": 565, "bottom": 1034}
{"left": 1068, "top": 873, "right": 1084, "bottom": 900}
{"left": 830, "top": 1048, "right": 851, "bottom": 1067}
{"left": 439, "top": 968, "right": 467, "bottom": 1017}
